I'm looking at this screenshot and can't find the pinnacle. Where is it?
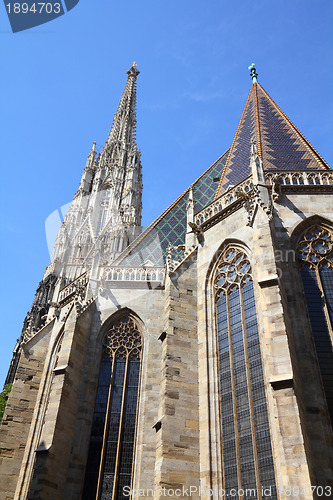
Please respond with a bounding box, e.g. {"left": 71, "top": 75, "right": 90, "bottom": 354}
{"left": 105, "top": 63, "right": 140, "bottom": 147}
{"left": 127, "top": 61, "right": 140, "bottom": 78}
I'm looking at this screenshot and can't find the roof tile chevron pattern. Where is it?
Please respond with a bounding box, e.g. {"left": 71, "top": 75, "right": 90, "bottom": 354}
{"left": 112, "top": 150, "right": 229, "bottom": 267}
{"left": 215, "top": 82, "right": 331, "bottom": 198}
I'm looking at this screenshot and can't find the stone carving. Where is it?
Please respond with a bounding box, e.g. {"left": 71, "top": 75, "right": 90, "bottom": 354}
{"left": 21, "top": 273, "right": 58, "bottom": 341}
{"left": 103, "top": 316, "right": 142, "bottom": 359}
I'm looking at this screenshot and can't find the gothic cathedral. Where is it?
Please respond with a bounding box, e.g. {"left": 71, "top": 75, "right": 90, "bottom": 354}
{"left": 1, "top": 63, "right": 333, "bottom": 499}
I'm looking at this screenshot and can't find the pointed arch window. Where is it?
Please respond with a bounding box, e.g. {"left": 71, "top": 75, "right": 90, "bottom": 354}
{"left": 82, "top": 316, "right": 142, "bottom": 500}
{"left": 214, "top": 247, "right": 277, "bottom": 498}
{"left": 297, "top": 226, "right": 333, "bottom": 423}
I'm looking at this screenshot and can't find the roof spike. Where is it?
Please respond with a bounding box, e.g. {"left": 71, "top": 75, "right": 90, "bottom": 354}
{"left": 248, "top": 63, "right": 258, "bottom": 83}
{"left": 250, "top": 138, "right": 265, "bottom": 184}
{"left": 106, "top": 63, "right": 140, "bottom": 147}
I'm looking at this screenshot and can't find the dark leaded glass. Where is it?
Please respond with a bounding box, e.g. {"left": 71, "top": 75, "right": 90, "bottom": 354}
{"left": 297, "top": 226, "right": 333, "bottom": 425}
{"left": 242, "top": 279, "right": 277, "bottom": 498}
{"left": 82, "top": 317, "right": 142, "bottom": 500}
{"left": 301, "top": 267, "right": 333, "bottom": 422}
{"left": 101, "top": 359, "right": 126, "bottom": 499}
{"left": 116, "top": 359, "right": 140, "bottom": 499}
{"left": 230, "top": 288, "right": 257, "bottom": 494}
{"left": 215, "top": 247, "right": 277, "bottom": 498}
{"left": 82, "top": 357, "right": 112, "bottom": 500}
{"left": 218, "top": 293, "right": 238, "bottom": 493}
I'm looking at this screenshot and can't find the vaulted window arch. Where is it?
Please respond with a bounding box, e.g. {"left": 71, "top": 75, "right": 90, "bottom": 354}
{"left": 82, "top": 315, "right": 142, "bottom": 500}
{"left": 214, "top": 246, "right": 277, "bottom": 498}
{"left": 297, "top": 225, "right": 333, "bottom": 424}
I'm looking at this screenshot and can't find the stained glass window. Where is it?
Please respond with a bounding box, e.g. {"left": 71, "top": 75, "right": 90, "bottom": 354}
{"left": 82, "top": 316, "right": 142, "bottom": 500}
{"left": 297, "top": 226, "right": 333, "bottom": 424}
{"left": 214, "top": 247, "right": 277, "bottom": 498}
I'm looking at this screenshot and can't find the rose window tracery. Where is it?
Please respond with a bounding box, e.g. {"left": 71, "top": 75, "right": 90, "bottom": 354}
{"left": 215, "top": 248, "right": 252, "bottom": 296}
{"left": 103, "top": 317, "right": 142, "bottom": 359}
{"left": 297, "top": 226, "right": 333, "bottom": 269}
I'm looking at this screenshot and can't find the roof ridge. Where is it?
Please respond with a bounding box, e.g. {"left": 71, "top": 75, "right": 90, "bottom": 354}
{"left": 253, "top": 83, "right": 263, "bottom": 159}
{"left": 114, "top": 148, "right": 230, "bottom": 265}
{"left": 257, "top": 83, "right": 331, "bottom": 171}
{"left": 214, "top": 86, "right": 255, "bottom": 200}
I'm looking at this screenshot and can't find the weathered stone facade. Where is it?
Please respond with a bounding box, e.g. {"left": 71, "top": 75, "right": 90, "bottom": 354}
{"left": 1, "top": 65, "right": 333, "bottom": 500}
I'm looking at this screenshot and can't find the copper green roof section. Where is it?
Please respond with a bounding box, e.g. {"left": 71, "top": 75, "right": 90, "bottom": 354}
{"left": 112, "top": 150, "right": 229, "bottom": 267}
{"left": 215, "top": 82, "right": 331, "bottom": 198}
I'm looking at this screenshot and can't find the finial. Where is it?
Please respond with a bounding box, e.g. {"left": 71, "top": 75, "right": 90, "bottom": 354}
{"left": 250, "top": 137, "right": 259, "bottom": 157}
{"left": 127, "top": 61, "right": 140, "bottom": 78}
{"left": 92, "top": 141, "right": 96, "bottom": 151}
{"left": 248, "top": 63, "right": 258, "bottom": 83}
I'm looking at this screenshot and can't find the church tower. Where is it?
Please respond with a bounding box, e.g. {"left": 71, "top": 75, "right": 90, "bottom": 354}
{"left": 51, "top": 61, "right": 142, "bottom": 281}
{"left": 1, "top": 64, "right": 333, "bottom": 500}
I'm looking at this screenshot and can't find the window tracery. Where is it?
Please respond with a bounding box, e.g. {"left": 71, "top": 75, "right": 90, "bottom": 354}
{"left": 214, "top": 247, "right": 277, "bottom": 498}
{"left": 83, "top": 316, "right": 142, "bottom": 500}
{"left": 297, "top": 227, "right": 333, "bottom": 270}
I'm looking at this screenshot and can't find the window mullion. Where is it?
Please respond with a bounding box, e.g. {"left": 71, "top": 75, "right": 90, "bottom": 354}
{"left": 96, "top": 353, "right": 115, "bottom": 500}
{"left": 112, "top": 355, "right": 129, "bottom": 500}
{"left": 129, "top": 356, "right": 142, "bottom": 493}
{"left": 227, "top": 290, "right": 243, "bottom": 498}
{"left": 239, "top": 285, "right": 262, "bottom": 500}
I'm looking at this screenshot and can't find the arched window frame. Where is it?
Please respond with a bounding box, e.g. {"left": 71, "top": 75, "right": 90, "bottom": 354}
{"left": 295, "top": 223, "right": 333, "bottom": 425}
{"left": 296, "top": 224, "right": 333, "bottom": 338}
{"left": 212, "top": 243, "right": 277, "bottom": 497}
{"left": 82, "top": 312, "right": 143, "bottom": 500}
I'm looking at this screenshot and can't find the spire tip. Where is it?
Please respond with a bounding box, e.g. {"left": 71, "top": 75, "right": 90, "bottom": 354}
{"left": 127, "top": 61, "right": 140, "bottom": 78}
{"left": 248, "top": 63, "right": 258, "bottom": 83}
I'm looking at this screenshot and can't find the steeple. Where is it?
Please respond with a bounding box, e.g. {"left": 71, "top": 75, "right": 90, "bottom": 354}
{"left": 94, "top": 62, "right": 142, "bottom": 224}
{"left": 215, "top": 72, "right": 331, "bottom": 198}
{"left": 106, "top": 62, "right": 140, "bottom": 148}
{"left": 51, "top": 64, "right": 143, "bottom": 279}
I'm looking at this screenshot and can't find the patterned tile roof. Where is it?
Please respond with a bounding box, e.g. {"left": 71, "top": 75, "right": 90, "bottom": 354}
{"left": 112, "top": 150, "right": 229, "bottom": 267}
{"left": 215, "top": 82, "right": 331, "bottom": 198}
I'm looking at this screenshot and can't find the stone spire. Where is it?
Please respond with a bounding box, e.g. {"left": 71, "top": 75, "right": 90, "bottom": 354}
{"left": 50, "top": 63, "right": 143, "bottom": 281}
{"left": 107, "top": 62, "right": 140, "bottom": 147}
{"left": 93, "top": 62, "right": 142, "bottom": 226}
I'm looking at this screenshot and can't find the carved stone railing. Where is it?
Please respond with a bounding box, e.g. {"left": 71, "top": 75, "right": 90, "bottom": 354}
{"left": 265, "top": 169, "right": 333, "bottom": 186}
{"left": 195, "top": 169, "right": 333, "bottom": 228}
{"left": 103, "top": 266, "right": 165, "bottom": 282}
{"left": 165, "top": 243, "right": 197, "bottom": 273}
{"left": 195, "top": 175, "right": 253, "bottom": 226}
{"left": 58, "top": 272, "right": 88, "bottom": 303}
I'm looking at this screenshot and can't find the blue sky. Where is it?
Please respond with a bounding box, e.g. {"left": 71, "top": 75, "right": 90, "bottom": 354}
{"left": 1, "top": 0, "right": 332, "bottom": 386}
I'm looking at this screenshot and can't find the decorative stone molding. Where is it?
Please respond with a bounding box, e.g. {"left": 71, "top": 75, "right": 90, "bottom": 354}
{"left": 244, "top": 184, "right": 273, "bottom": 227}
{"left": 166, "top": 243, "right": 197, "bottom": 274}
{"left": 194, "top": 169, "right": 332, "bottom": 232}
{"left": 195, "top": 175, "right": 253, "bottom": 227}
{"left": 265, "top": 169, "right": 333, "bottom": 187}
{"left": 58, "top": 273, "right": 88, "bottom": 304}
{"left": 102, "top": 265, "right": 165, "bottom": 283}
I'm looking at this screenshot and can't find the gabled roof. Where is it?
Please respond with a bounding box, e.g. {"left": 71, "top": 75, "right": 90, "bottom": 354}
{"left": 112, "top": 150, "right": 229, "bottom": 267}
{"left": 215, "top": 82, "right": 331, "bottom": 198}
